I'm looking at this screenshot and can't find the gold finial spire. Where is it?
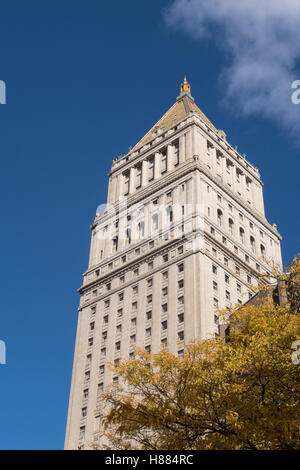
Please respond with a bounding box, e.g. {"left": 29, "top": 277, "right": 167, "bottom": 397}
{"left": 180, "top": 76, "right": 191, "bottom": 94}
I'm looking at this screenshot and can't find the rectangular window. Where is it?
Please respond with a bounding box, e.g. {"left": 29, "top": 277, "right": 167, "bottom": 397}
{"left": 145, "top": 327, "right": 152, "bottom": 337}
{"left": 98, "top": 383, "right": 104, "bottom": 393}
{"left": 178, "top": 263, "right": 184, "bottom": 273}
{"left": 99, "top": 365, "right": 105, "bottom": 374}
{"left": 161, "top": 320, "right": 168, "bottom": 330}
{"left": 178, "top": 313, "right": 184, "bottom": 323}
{"left": 178, "top": 331, "right": 184, "bottom": 341}
{"left": 115, "top": 341, "right": 121, "bottom": 351}
{"left": 131, "top": 317, "right": 137, "bottom": 327}
{"left": 146, "top": 311, "right": 152, "bottom": 320}
{"left": 162, "top": 303, "right": 168, "bottom": 313}
{"left": 162, "top": 286, "right": 168, "bottom": 296}
{"left": 178, "top": 279, "right": 184, "bottom": 289}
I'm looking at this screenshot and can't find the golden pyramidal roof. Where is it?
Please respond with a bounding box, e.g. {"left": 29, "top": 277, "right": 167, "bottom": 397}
{"left": 132, "top": 78, "right": 217, "bottom": 151}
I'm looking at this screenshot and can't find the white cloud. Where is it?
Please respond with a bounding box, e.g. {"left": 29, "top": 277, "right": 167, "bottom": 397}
{"left": 165, "top": 0, "right": 300, "bottom": 136}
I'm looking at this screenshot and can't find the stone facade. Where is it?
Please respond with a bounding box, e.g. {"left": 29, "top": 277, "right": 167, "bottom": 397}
{"left": 65, "top": 79, "right": 282, "bottom": 450}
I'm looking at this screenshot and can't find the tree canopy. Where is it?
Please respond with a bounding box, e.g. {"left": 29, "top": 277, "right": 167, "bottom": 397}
{"left": 99, "top": 257, "right": 300, "bottom": 450}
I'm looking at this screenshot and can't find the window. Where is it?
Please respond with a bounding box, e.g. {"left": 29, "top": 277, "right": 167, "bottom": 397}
{"left": 225, "top": 274, "right": 230, "bottom": 284}
{"left": 147, "top": 294, "right": 152, "bottom": 304}
{"left": 212, "top": 265, "right": 217, "bottom": 275}
{"left": 213, "top": 298, "right": 218, "bottom": 309}
{"left": 161, "top": 151, "right": 167, "bottom": 173}
{"left": 213, "top": 281, "right": 218, "bottom": 292}
{"left": 99, "top": 365, "right": 105, "bottom": 374}
{"left": 102, "top": 331, "right": 107, "bottom": 341}
{"left": 112, "top": 236, "right": 118, "bottom": 252}
{"left": 101, "top": 348, "right": 106, "bottom": 357}
{"left": 146, "top": 311, "right": 152, "bottom": 320}
{"left": 178, "top": 331, "right": 184, "bottom": 341}
{"left": 145, "top": 345, "right": 151, "bottom": 353}
{"left": 210, "top": 227, "right": 215, "bottom": 235}
{"left": 249, "top": 222, "right": 254, "bottom": 230}
{"left": 161, "top": 338, "right": 167, "bottom": 347}
{"left": 161, "top": 320, "right": 168, "bottom": 330}
{"left": 117, "top": 308, "right": 123, "bottom": 317}
{"left": 162, "top": 271, "right": 168, "bottom": 280}
{"left": 237, "top": 283, "right": 241, "bottom": 293}
{"left": 178, "top": 350, "right": 184, "bottom": 358}
{"left": 239, "top": 213, "right": 243, "bottom": 221}
{"left": 79, "top": 426, "right": 85, "bottom": 439}
{"left": 119, "top": 292, "right": 124, "bottom": 301}
{"left": 88, "top": 337, "right": 93, "bottom": 347}
{"left": 131, "top": 317, "right": 137, "bottom": 327}
{"left": 247, "top": 275, "right": 252, "bottom": 284}
{"left": 135, "top": 248, "right": 140, "bottom": 255}
{"left": 212, "top": 247, "right": 217, "bottom": 256}
{"left": 130, "top": 334, "right": 136, "bottom": 344}
{"left": 148, "top": 261, "right": 153, "bottom": 270}
{"left": 116, "top": 324, "right": 122, "bottom": 334}
{"left": 163, "top": 254, "right": 169, "bottom": 263}
{"left": 162, "top": 303, "right": 168, "bottom": 313}
{"left": 236, "top": 266, "right": 240, "bottom": 275}
{"left": 115, "top": 341, "right": 121, "bottom": 351}
{"left": 245, "top": 254, "right": 249, "bottom": 263}
{"left": 226, "top": 290, "right": 230, "bottom": 300}
{"left": 104, "top": 299, "right": 110, "bottom": 308}
{"left": 113, "top": 377, "right": 119, "bottom": 385}
{"left": 256, "top": 263, "right": 260, "bottom": 272}
{"left": 178, "top": 246, "right": 183, "bottom": 255}
{"left": 145, "top": 327, "right": 152, "bottom": 337}
{"left": 132, "top": 301, "right": 138, "bottom": 311}
{"left": 103, "top": 315, "right": 109, "bottom": 324}
{"left": 91, "top": 306, "right": 96, "bottom": 315}
{"left": 162, "top": 286, "right": 168, "bottom": 296}
{"left": 250, "top": 236, "right": 256, "bottom": 253}
{"left": 239, "top": 227, "right": 245, "bottom": 243}
{"left": 90, "top": 322, "right": 95, "bottom": 331}
{"left": 134, "top": 268, "right": 139, "bottom": 277}
{"left": 222, "top": 236, "right": 227, "bottom": 245}
{"left": 178, "top": 296, "right": 184, "bottom": 305}
{"left": 178, "top": 279, "right": 184, "bottom": 289}
{"left": 132, "top": 285, "right": 138, "bottom": 295}
{"left": 234, "top": 246, "right": 238, "bottom": 254}
{"left": 122, "top": 255, "right": 126, "bottom": 263}
{"left": 260, "top": 244, "right": 266, "bottom": 260}
{"left": 83, "top": 389, "right": 89, "bottom": 399}
{"left": 217, "top": 194, "right": 222, "bottom": 203}
{"left": 147, "top": 278, "right": 153, "bottom": 288}
{"left": 152, "top": 213, "right": 158, "bottom": 232}
{"left": 228, "top": 218, "right": 234, "bottom": 235}
{"left": 148, "top": 156, "right": 154, "bottom": 180}
{"left": 106, "top": 283, "right": 111, "bottom": 291}
{"left": 178, "top": 263, "right": 184, "bottom": 273}
{"left": 224, "top": 257, "right": 228, "bottom": 266}
{"left": 136, "top": 164, "right": 142, "bottom": 188}
{"left": 214, "top": 314, "right": 219, "bottom": 324}
{"left": 178, "top": 313, "right": 184, "bottom": 323}
{"left": 98, "top": 383, "right": 104, "bottom": 393}
{"left": 149, "top": 240, "right": 154, "bottom": 249}
{"left": 120, "top": 275, "right": 125, "bottom": 284}
{"left": 85, "top": 371, "right": 90, "bottom": 381}
{"left": 217, "top": 209, "right": 223, "bottom": 226}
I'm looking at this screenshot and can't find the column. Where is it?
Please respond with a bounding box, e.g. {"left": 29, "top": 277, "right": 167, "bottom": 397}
{"left": 154, "top": 152, "right": 160, "bottom": 180}
{"left": 179, "top": 134, "right": 185, "bottom": 163}
{"left": 167, "top": 144, "right": 173, "bottom": 172}
{"left": 141, "top": 159, "right": 148, "bottom": 187}
{"left": 129, "top": 166, "right": 136, "bottom": 194}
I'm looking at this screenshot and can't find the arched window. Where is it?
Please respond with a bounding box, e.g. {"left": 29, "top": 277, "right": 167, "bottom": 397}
{"left": 228, "top": 218, "right": 234, "bottom": 235}
{"left": 260, "top": 244, "right": 266, "bottom": 260}
{"left": 239, "top": 227, "right": 245, "bottom": 243}
{"left": 217, "top": 209, "right": 223, "bottom": 226}
{"left": 250, "top": 236, "right": 256, "bottom": 253}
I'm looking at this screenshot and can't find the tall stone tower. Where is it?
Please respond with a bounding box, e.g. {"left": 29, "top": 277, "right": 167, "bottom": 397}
{"left": 65, "top": 79, "right": 282, "bottom": 450}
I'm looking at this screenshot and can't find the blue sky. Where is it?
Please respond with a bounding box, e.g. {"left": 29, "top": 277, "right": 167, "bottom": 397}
{"left": 0, "top": 0, "right": 299, "bottom": 449}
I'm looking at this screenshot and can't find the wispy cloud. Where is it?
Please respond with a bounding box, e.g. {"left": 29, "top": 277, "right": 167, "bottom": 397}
{"left": 165, "top": 0, "right": 300, "bottom": 137}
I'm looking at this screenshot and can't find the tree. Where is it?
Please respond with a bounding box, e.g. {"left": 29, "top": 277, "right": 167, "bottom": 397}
{"left": 99, "top": 257, "right": 300, "bottom": 450}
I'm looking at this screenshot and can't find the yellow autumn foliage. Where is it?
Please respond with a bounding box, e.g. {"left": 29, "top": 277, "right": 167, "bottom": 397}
{"left": 99, "top": 257, "right": 300, "bottom": 450}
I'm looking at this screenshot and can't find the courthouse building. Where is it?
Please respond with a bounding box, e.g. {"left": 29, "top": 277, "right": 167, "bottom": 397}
{"left": 65, "top": 79, "right": 282, "bottom": 449}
